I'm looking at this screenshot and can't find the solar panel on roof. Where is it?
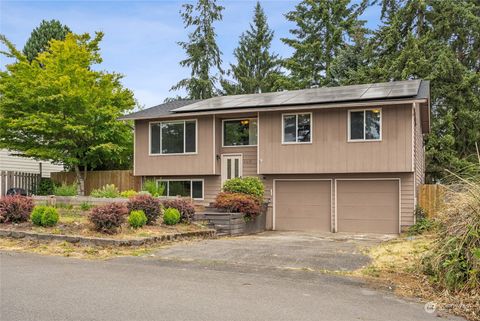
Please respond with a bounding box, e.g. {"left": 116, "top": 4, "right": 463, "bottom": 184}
{"left": 171, "top": 80, "right": 423, "bottom": 113}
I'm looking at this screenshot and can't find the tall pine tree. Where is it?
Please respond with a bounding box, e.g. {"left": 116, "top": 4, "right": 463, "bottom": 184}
{"left": 338, "top": 0, "right": 480, "bottom": 181}
{"left": 281, "top": 0, "right": 366, "bottom": 88}
{"left": 221, "top": 2, "right": 283, "bottom": 95}
{"left": 22, "top": 20, "right": 71, "bottom": 62}
{"left": 171, "top": 0, "right": 224, "bottom": 99}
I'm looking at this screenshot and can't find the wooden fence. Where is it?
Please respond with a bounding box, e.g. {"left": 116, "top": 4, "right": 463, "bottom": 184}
{"left": 418, "top": 184, "right": 446, "bottom": 217}
{"left": 51, "top": 170, "right": 141, "bottom": 195}
{"left": 0, "top": 171, "right": 41, "bottom": 196}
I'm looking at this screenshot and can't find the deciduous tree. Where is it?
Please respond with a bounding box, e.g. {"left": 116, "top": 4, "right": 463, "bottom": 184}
{"left": 0, "top": 33, "right": 135, "bottom": 195}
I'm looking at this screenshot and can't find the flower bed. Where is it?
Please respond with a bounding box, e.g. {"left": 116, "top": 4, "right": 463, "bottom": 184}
{"left": 0, "top": 205, "right": 214, "bottom": 246}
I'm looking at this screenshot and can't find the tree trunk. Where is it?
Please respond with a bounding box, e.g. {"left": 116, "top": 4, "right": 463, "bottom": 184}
{"left": 74, "top": 165, "right": 85, "bottom": 196}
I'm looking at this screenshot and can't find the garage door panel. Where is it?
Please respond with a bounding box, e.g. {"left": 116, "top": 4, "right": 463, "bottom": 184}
{"left": 338, "top": 181, "right": 396, "bottom": 193}
{"left": 337, "top": 180, "right": 399, "bottom": 234}
{"left": 339, "top": 219, "right": 397, "bottom": 234}
{"left": 275, "top": 181, "right": 331, "bottom": 232}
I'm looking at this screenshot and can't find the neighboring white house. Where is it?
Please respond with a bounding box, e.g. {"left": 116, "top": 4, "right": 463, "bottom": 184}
{"left": 0, "top": 149, "right": 64, "bottom": 177}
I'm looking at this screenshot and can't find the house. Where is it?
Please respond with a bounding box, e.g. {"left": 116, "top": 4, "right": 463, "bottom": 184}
{"left": 0, "top": 149, "right": 64, "bottom": 177}
{"left": 120, "top": 79, "right": 430, "bottom": 234}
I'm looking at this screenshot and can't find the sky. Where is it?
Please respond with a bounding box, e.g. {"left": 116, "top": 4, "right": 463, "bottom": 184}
{"left": 0, "top": 0, "right": 381, "bottom": 108}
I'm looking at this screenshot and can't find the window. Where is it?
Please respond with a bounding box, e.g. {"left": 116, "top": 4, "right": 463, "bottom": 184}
{"left": 157, "top": 179, "right": 203, "bottom": 200}
{"left": 150, "top": 120, "right": 196, "bottom": 154}
{"left": 282, "top": 113, "right": 311, "bottom": 143}
{"left": 348, "top": 109, "right": 381, "bottom": 141}
{"left": 223, "top": 119, "right": 257, "bottom": 146}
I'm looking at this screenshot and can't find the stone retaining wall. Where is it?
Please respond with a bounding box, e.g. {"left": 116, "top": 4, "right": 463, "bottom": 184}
{"left": 0, "top": 228, "right": 216, "bottom": 247}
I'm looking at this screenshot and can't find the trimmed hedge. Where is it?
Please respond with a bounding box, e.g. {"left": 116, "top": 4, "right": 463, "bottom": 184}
{"left": 0, "top": 195, "right": 35, "bottom": 223}
{"left": 162, "top": 199, "right": 195, "bottom": 223}
{"left": 223, "top": 177, "right": 264, "bottom": 200}
{"left": 213, "top": 192, "right": 261, "bottom": 217}
{"left": 30, "top": 205, "right": 59, "bottom": 227}
{"left": 127, "top": 195, "right": 162, "bottom": 225}
{"left": 89, "top": 202, "right": 128, "bottom": 234}
{"left": 163, "top": 208, "right": 181, "bottom": 225}
{"left": 128, "top": 210, "right": 147, "bottom": 229}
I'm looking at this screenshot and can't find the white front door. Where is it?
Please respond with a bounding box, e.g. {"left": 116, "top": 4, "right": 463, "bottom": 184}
{"left": 221, "top": 154, "right": 243, "bottom": 184}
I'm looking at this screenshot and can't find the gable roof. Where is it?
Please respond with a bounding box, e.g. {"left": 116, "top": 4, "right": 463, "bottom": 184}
{"left": 119, "top": 80, "right": 429, "bottom": 120}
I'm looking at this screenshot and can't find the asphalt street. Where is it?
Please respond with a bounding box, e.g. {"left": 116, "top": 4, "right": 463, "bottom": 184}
{"left": 0, "top": 250, "right": 464, "bottom": 321}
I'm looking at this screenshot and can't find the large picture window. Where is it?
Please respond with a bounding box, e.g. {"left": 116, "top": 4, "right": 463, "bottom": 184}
{"left": 223, "top": 119, "right": 257, "bottom": 147}
{"left": 157, "top": 179, "right": 203, "bottom": 200}
{"left": 348, "top": 109, "right": 381, "bottom": 141}
{"left": 150, "top": 120, "right": 196, "bottom": 154}
{"left": 282, "top": 113, "right": 312, "bottom": 143}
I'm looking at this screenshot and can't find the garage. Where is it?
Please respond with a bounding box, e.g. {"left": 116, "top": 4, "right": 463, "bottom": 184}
{"left": 336, "top": 180, "right": 399, "bottom": 234}
{"left": 274, "top": 180, "right": 331, "bottom": 232}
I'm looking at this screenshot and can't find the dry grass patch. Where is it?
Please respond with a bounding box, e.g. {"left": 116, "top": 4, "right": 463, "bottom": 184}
{"left": 0, "top": 237, "right": 170, "bottom": 260}
{"left": 355, "top": 234, "right": 479, "bottom": 321}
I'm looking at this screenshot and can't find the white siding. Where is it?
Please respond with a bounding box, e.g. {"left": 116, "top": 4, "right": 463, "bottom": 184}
{"left": 0, "top": 150, "right": 64, "bottom": 177}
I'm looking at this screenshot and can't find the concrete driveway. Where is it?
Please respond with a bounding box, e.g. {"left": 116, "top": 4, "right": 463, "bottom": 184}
{"left": 155, "top": 231, "right": 395, "bottom": 272}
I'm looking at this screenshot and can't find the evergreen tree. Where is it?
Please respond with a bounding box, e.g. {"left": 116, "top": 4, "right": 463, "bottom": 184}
{"left": 281, "top": 0, "right": 366, "bottom": 88}
{"left": 343, "top": 0, "right": 480, "bottom": 181}
{"left": 22, "top": 19, "right": 71, "bottom": 62}
{"left": 221, "top": 2, "right": 283, "bottom": 95}
{"left": 171, "top": 0, "right": 224, "bottom": 99}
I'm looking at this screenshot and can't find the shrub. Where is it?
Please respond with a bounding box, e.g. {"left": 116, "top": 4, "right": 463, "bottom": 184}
{"left": 423, "top": 177, "right": 480, "bottom": 292}
{"left": 80, "top": 202, "right": 93, "bottom": 211}
{"left": 408, "top": 217, "right": 435, "bottom": 236}
{"left": 41, "top": 207, "right": 59, "bottom": 227}
{"left": 213, "top": 192, "right": 261, "bottom": 217}
{"left": 37, "top": 178, "right": 55, "bottom": 195}
{"left": 163, "top": 208, "right": 180, "bottom": 225}
{"left": 162, "top": 199, "right": 195, "bottom": 223}
{"left": 127, "top": 195, "right": 162, "bottom": 225}
{"left": 120, "top": 190, "right": 138, "bottom": 198}
{"left": 223, "top": 176, "right": 264, "bottom": 200}
{"left": 142, "top": 179, "right": 165, "bottom": 197}
{"left": 0, "top": 195, "right": 35, "bottom": 223}
{"left": 88, "top": 202, "right": 128, "bottom": 234}
{"left": 128, "top": 210, "right": 147, "bottom": 229}
{"left": 90, "top": 184, "right": 120, "bottom": 198}
{"left": 31, "top": 205, "right": 47, "bottom": 226}
{"left": 53, "top": 182, "right": 77, "bottom": 196}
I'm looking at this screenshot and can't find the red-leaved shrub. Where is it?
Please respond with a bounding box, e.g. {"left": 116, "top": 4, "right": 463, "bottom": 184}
{"left": 162, "top": 199, "right": 195, "bottom": 223}
{"left": 213, "top": 192, "right": 261, "bottom": 217}
{"left": 0, "top": 195, "right": 34, "bottom": 223}
{"left": 89, "top": 202, "right": 128, "bottom": 234}
{"left": 127, "top": 194, "right": 162, "bottom": 224}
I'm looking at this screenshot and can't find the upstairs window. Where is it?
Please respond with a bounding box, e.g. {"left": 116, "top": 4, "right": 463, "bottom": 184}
{"left": 348, "top": 109, "right": 382, "bottom": 141}
{"left": 150, "top": 120, "right": 196, "bottom": 155}
{"left": 282, "top": 113, "right": 312, "bottom": 143}
{"left": 223, "top": 118, "right": 257, "bottom": 147}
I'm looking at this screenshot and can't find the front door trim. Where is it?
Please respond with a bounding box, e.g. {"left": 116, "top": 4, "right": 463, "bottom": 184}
{"left": 221, "top": 153, "right": 243, "bottom": 185}
{"left": 334, "top": 178, "right": 401, "bottom": 234}
{"left": 272, "top": 179, "right": 333, "bottom": 231}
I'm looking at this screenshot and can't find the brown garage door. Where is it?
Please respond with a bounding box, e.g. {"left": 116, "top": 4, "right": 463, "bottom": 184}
{"left": 336, "top": 180, "right": 399, "bottom": 234}
{"left": 275, "top": 180, "right": 331, "bottom": 232}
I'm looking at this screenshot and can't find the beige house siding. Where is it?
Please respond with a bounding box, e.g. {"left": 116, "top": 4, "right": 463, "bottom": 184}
{"left": 134, "top": 116, "right": 215, "bottom": 176}
{"left": 258, "top": 104, "right": 413, "bottom": 174}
